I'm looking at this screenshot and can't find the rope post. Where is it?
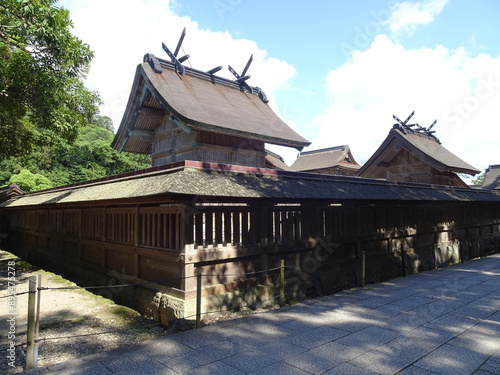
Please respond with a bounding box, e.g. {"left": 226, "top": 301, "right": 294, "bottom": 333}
{"left": 34, "top": 274, "right": 42, "bottom": 367}
{"left": 361, "top": 250, "right": 366, "bottom": 287}
{"left": 26, "top": 276, "right": 36, "bottom": 370}
{"left": 195, "top": 268, "right": 202, "bottom": 329}
{"left": 280, "top": 259, "right": 285, "bottom": 307}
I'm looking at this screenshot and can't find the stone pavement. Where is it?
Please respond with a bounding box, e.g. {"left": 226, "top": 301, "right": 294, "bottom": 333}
{"left": 24, "top": 254, "right": 500, "bottom": 375}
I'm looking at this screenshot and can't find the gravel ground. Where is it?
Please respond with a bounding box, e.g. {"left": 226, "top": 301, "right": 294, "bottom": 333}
{"left": 0, "top": 249, "right": 257, "bottom": 374}
{"left": 0, "top": 249, "right": 166, "bottom": 374}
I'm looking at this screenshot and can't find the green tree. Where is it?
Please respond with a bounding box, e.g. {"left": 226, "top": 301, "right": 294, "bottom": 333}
{"left": 471, "top": 172, "right": 485, "bottom": 186}
{"left": 0, "top": 0, "right": 101, "bottom": 157}
{"left": 9, "top": 169, "right": 52, "bottom": 192}
{"left": 49, "top": 116, "right": 151, "bottom": 184}
{"left": 0, "top": 116, "right": 152, "bottom": 189}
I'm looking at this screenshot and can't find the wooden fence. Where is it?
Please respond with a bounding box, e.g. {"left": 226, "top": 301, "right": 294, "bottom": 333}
{"left": 5, "top": 199, "right": 500, "bottom": 317}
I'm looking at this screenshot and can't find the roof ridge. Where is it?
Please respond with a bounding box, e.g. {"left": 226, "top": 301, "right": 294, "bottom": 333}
{"left": 298, "top": 145, "right": 348, "bottom": 156}
{"left": 392, "top": 123, "right": 441, "bottom": 144}
{"left": 145, "top": 54, "right": 269, "bottom": 102}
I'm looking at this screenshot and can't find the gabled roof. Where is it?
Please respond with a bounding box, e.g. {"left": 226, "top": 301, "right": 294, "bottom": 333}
{"left": 265, "top": 149, "right": 290, "bottom": 170}
{"left": 356, "top": 125, "right": 480, "bottom": 178}
{"left": 290, "top": 145, "right": 360, "bottom": 172}
{"left": 0, "top": 183, "right": 24, "bottom": 202}
{"left": 111, "top": 56, "right": 310, "bottom": 154}
{"left": 483, "top": 164, "right": 500, "bottom": 190}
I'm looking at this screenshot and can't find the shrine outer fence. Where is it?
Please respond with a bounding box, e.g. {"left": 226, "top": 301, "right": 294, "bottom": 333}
{"left": 1, "top": 162, "right": 500, "bottom": 324}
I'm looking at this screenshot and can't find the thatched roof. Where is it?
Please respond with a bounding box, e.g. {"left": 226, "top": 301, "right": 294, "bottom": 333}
{"left": 265, "top": 149, "right": 290, "bottom": 170}
{"left": 483, "top": 164, "right": 500, "bottom": 190}
{"left": 290, "top": 145, "right": 360, "bottom": 172}
{"left": 2, "top": 161, "right": 500, "bottom": 209}
{"left": 111, "top": 56, "right": 310, "bottom": 154}
{"left": 357, "top": 126, "right": 480, "bottom": 178}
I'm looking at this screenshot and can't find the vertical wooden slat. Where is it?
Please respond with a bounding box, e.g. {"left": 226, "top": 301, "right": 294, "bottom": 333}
{"left": 78, "top": 209, "right": 82, "bottom": 261}
{"left": 118, "top": 213, "right": 122, "bottom": 242}
{"left": 103, "top": 207, "right": 107, "bottom": 242}
{"left": 294, "top": 211, "right": 302, "bottom": 241}
{"left": 185, "top": 208, "right": 194, "bottom": 250}
{"left": 168, "top": 213, "right": 173, "bottom": 249}
{"left": 241, "top": 210, "right": 248, "bottom": 245}
{"left": 224, "top": 211, "right": 231, "bottom": 246}
{"left": 233, "top": 211, "right": 240, "bottom": 245}
{"left": 215, "top": 210, "right": 223, "bottom": 246}
{"left": 287, "top": 211, "right": 294, "bottom": 241}
{"left": 134, "top": 207, "right": 139, "bottom": 247}
{"left": 128, "top": 213, "right": 132, "bottom": 243}
{"left": 274, "top": 210, "right": 280, "bottom": 243}
{"left": 152, "top": 213, "right": 156, "bottom": 247}
{"left": 205, "top": 211, "right": 213, "bottom": 248}
{"left": 148, "top": 213, "right": 152, "bottom": 246}
{"left": 195, "top": 212, "right": 203, "bottom": 249}
{"left": 282, "top": 211, "right": 289, "bottom": 242}
{"left": 265, "top": 206, "right": 273, "bottom": 245}
{"left": 250, "top": 208, "right": 259, "bottom": 245}
{"left": 175, "top": 213, "right": 180, "bottom": 250}
{"left": 163, "top": 212, "right": 167, "bottom": 248}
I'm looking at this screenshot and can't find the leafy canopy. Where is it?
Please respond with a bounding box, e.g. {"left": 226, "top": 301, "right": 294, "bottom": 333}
{"left": 9, "top": 169, "right": 52, "bottom": 192}
{"left": 1, "top": 115, "right": 152, "bottom": 191}
{"left": 0, "top": 0, "right": 101, "bottom": 157}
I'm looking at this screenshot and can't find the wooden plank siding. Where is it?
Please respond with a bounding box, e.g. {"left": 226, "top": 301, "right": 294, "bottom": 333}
{"left": 6, "top": 200, "right": 500, "bottom": 302}
{"left": 8, "top": 205, "right": 185, "bottom": 290}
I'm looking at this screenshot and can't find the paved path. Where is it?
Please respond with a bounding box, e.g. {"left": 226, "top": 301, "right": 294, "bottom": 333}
{"left": 24, "top": 255, "right": 500, "bottom": 375}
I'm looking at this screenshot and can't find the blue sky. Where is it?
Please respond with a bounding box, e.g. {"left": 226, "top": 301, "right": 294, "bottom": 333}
{"left": 59, "top": 0, "right": 500, "bottom": 176}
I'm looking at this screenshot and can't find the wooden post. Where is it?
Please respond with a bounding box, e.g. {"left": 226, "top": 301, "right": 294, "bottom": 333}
{"left": 34, "top": 274, "right": 42, "bottom": 368}
{"left": 433, "top": 243, "right": 438, "bottom": 269}
{"left": 280, "top": 259, "right": 285, "bottom": 307}
{"left": 26, "top": 276, "right": 36, "bottom": 370}
{"left": 401, "top": 248, "right": 406, "bottom": 277}
{"left": 196, "top": 268, "right": 202, "bottom": 329}
{"left": 361, "top": 250, "right": 366, "bottom": 287}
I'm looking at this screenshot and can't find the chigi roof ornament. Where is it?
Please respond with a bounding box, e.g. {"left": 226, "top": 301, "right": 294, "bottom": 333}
{"left": 162, "top": 27, "right": 190, "bottom": 75}
{"left": 146, "top": 27, "right": 270, "bottom": 103}
{"left": 229, "top": 54, "right": 254, "bottom": 94}
{"left": 393, "top": 111, "right": 440, "bottom": 144}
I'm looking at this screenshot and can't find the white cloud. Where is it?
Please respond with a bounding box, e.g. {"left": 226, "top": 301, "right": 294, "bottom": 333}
{"left": 312, "top": 34, "right": 500, "bottom": 172}
{"left": 59, "top": 0, "right": 296, "bottom": 131}
{"left": 385, "top": 0, "right": 449, "bottom": 36}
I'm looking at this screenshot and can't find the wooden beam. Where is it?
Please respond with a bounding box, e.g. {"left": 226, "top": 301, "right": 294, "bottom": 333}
{"left": 139, "top": 106, "right": 165, "bottom": 121}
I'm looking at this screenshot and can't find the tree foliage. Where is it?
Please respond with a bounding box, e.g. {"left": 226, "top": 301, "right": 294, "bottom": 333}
{"left": 9, "top": 169, "right": 52, "bottom": 192}
{"left": 471, "top": 172, "right": 485, "bottom": 186}
{"left": 0, "top": 116, "right": 152, "bottom": 191}
{"left": 0, "top": 0, "right": 101, "bottom": 157}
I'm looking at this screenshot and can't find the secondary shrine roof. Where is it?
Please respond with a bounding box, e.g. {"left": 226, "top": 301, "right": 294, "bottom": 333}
{"left": 290, "top": 145, "right": 360, "bottom": 172}
{"left": 483, "top": 165, "right": 500, "bottom": 190}
{"left": 357, "top": 120, "right": 480, "bottom": 178}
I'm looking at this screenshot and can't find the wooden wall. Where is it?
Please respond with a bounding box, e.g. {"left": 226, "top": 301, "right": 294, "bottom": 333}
{"left": 9, "top": 205, "right": 185, "bottom": 289}
{"left": 182, "top": 201, "right": 500, "bottom": 299}
{"left": 386, "top": 149, "right": 466, "bottom": 187}
{"left": 5, "top": 199, "right": 500, "bottom": 308}
{"left": 152, "top": 120, "right": 266, "bottom": 167}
